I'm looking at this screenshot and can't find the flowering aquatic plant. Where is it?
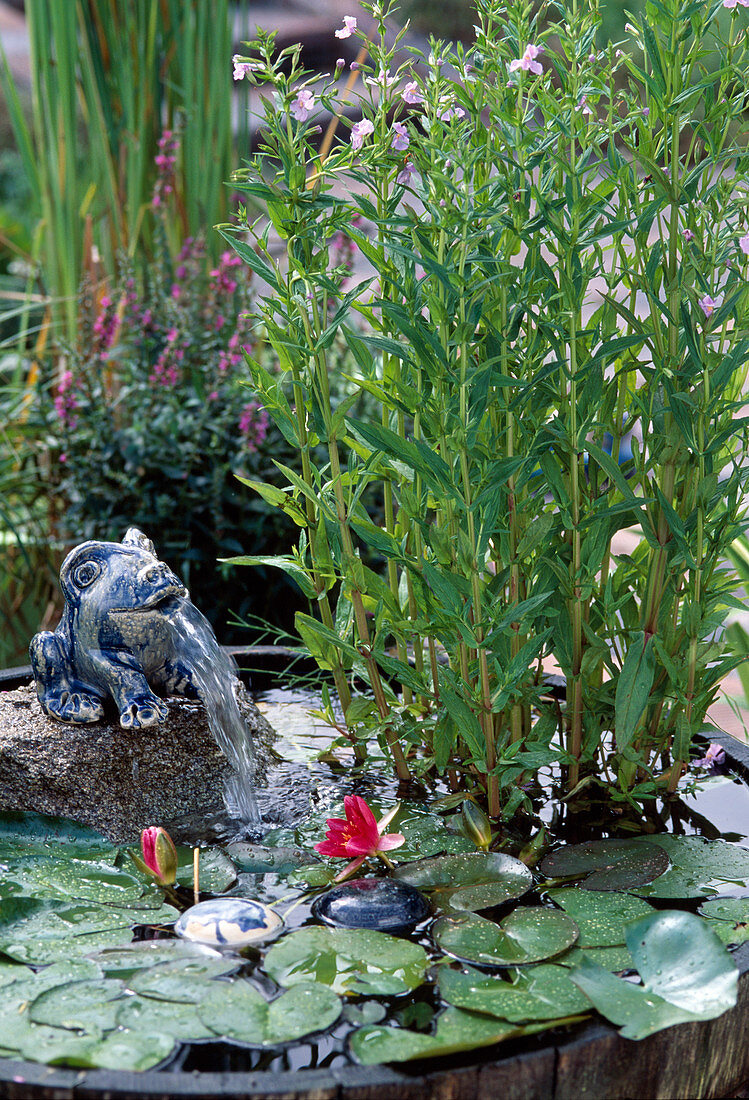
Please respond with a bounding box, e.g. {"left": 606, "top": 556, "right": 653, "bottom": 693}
{"left": 227, "top": 0, "right": 749, "bottom": 824}
{"left": 131, "top": 826, "right": 178, "bottom": 886}
{"left": 315, "top": 796, "right": 405, "bottom": 880}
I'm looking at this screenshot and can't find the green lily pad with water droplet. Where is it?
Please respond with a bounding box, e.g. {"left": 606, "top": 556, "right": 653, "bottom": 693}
{"left": 2, "top": 927, "right": 134, "bottom": 966}
{"left": 349, "top": 1006, "right": 577, "bottom": 1065}
{"left": 263, "top": 925, "right": 428, "bottom": 996}
{"left": 29, "top": 977, "right": 124, "bottom": 1034}
{"left": 546, "top": 888, "right": 655, "bottom": 947}
{"left": 175, "top": 845, "right": 237, "bottom": 894}
{"left": 19, "top": 1027, "right": 177, "bottom": 1070}
{"left": 439, "top": 962, "right": 591, "bottom": 1021}
{"left": 0, "top": 811, "right": 115, "bottom": 861}
{"left": 632, "top": 836, "right": 749, "bottom": 899}
{"left": 287, "top": 864, "right": 336, "bottom": 889}
{"left": 433, "top": 907, "right": 579, "bottom": 967}
{"left": 697, "top": 898, "right": 749, "bottom": 945}
{"left": 198, "top": 980, "right": 341, "bottom": 1045}
{"left": 557, "top": 944, "right": 633, "bottom": 972}
{"left": 117, "top": 994, "right": 216, "bottom": 1040}
{"left": 393, "top": 852, "right": 532, "bottom": 912}
{"left": 89, "top": 940, "right": 223, "bottom": 979}
{"left": 539, "top": 839, "right": 669, "bottom": 891}
{"left": 569, "top": 909, "right": 738, "bottom": 1039}
{"left": 129, "top": 958, "right": 237, "bottom": 1002}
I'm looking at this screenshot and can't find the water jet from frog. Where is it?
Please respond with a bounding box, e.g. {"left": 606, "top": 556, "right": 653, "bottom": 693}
{"left": 29, "top": 527, "right": 261, "bottom": 829}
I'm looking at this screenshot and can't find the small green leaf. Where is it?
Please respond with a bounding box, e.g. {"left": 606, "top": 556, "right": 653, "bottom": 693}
{"left": 614, "top": 632, "right": 656, "bottom": 751}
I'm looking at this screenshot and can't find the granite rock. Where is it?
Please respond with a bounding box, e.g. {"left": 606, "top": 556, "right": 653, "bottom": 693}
{"left": 0, "top": 681, "right": 275, "bottom": 843}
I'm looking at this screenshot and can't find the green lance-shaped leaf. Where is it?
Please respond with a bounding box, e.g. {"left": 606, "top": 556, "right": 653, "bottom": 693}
{"left": 614, "top": 631, "right": 656, "bottom": 751}
{"left": 569, "top": 910, "right": 738, "bottom": 1040}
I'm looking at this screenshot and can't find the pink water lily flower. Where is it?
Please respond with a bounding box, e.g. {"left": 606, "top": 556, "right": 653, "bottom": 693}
{"left": 335, "top": 15, "right": 357, "bottom": 38}
{"left": 509, "top": 44, "right": 544, "bottom": 75}
{"left": 139, "top": 826, "right": 178, "bottom": 886}
{"left": 315, "top": 795, "right": 405, "bottom": 881}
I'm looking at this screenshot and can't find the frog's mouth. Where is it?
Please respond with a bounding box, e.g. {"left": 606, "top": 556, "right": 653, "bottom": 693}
{"left": 111, "top": 583, "right": 187, "bottom": 612}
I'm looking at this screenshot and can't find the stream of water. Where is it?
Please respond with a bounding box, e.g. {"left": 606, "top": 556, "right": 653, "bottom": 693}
{"left": 165, "top": 600, "right": 261, "bottom": 828}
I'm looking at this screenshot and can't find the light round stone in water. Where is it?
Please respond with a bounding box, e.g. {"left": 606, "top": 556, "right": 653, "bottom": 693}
{"left": 312, "top": 877, "right": 430, "bottom": 934}
{"left": 175, "top": 897, "right": 283, "bottom": 948}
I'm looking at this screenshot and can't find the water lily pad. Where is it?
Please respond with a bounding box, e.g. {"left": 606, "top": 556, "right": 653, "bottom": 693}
{"left": 2, "top": 858, "right": 150, "bottom": 907}
{"left": 632, "top": 836, "right": 749, "bottom": 899}
{"left": 393, "top": 852, "right": 532, "bottom": 911}
{"left": 2, "top": 928, "right": 134, "bottom": 965}
{"left": 0, "top": 811, "right": 115, "bottom": 861}
{"left": 29, "top": 978, "right": 124, "bottom": 1034}
{"left": 176, "top": 846, "right": 237, "bottom": 894}
{"left": 557, "top": 945, "right": 633, "bottom": 972}
{"left": 0, "top": 897, "right": 136, "bottom": 964}
{"left": 439, "top": 963, "right": 591, "bottom": 1021}
{"left": 698, "top": 898, "right": 749, "bottom": 945}
{"left": 349, "top": 1007, "right": 568, "bottom": 1065}
{"left": 130, "top": 958, "right": 237, "bottom": 1002}
{"left": 226, "top": 843, "right": 313, "bottom": 874}
{"left": 433, "top": 907, "right": 579, "bottom": 967}
{"left": 570, "top": 910, "right": 738, "bottom": 1039}
{"left": 199, "top": 980, "right": 341, "bottom": 1045}
{"left": 263, "top": 926, "right": 428, "bottom": 996}
{"left": 117, "top": 994, "right": 216, "bottom": 1040}
{"left": 19, "top": 1027, "right": 177, "bottom": 1070}
{"left": 546, "top": 889, "right": 655, "bottom": 947}
{"left": 89, "top": 940, "right": 225, "bottom": 979}
{"left": 539, "top": 840, "right": 669, "bottom": 891}
{"left": 287, "top": 864, "right": 336, "bottom": 889}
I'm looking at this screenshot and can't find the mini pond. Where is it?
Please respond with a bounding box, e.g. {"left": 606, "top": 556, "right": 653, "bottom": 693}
{"left": 1, "top": 661, "right": 749, "bottom": 1100}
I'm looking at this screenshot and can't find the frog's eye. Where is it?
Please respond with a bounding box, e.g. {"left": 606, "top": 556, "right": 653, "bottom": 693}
{"left": 73, "top": 560, "right": 101, "bottom": 589}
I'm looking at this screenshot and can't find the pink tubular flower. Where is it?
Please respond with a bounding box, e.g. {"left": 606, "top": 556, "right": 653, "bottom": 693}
{"left": 439, "top": 103, "right": 466, "bottom": 122}
{"left": 315, "top": 796, "right": 405, "bottom": 880}
{"left": 739, "top": 232, "right": 749, "bottom": 256}
{"left": 290, "top": 89, "right": 315, "bottom": 122}
{"left": 699, "top": 294, "right": 720, "bottom": 319}
{"left": 693, "top": 743, "right": 726, "bottom": 769}
{"left": 139, "top": 827, "right": 178, "bottom": 885}
{"left": 335, "top": 15, "right": 357, "bottom": 38}
{"left": 682, "top": 228, "right": 695, "bottom": 242}
{"left": 509, "top": 43, "right": 544, "bottom": 75}
{"left": 391, "top": 121, "right": 410, "bottom": 151}
{"left": 402, "top": 81, "right": 424, "bottom": 106}
{"left": 397, "top": 161, "right": 415, "bottom": 186}
{"left": 723, "top": 0, "right": 749, "bottom": 8}
{"left": 350, "top": 118, "right": 374, "bottom": 151}
{"left": 232, "top": 55, "right": 259, "bottom": 81}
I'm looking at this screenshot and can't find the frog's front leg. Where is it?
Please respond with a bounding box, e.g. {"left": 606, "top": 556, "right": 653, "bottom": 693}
{"left": 153, "top": 657, "right": 200, "bottom": 699}
{"left": 29, "top": 631, "right": 105, "bottom": 724}
{"left": 88, "top": 649, "right": 169, "bottom": 729}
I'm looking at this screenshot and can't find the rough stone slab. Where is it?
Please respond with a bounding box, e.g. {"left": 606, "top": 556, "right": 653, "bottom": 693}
{"left": 0, "top": 682, "right": 275, "bottom": 844}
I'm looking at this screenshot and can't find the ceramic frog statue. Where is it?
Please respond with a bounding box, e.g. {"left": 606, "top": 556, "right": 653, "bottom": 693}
{"left": 30, "top": 528, "right": 199, "bottom": 729}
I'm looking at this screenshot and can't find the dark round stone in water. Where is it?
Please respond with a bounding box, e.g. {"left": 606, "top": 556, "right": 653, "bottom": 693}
{"left": 312, "top": 877, "right": 430, "bottom": 934}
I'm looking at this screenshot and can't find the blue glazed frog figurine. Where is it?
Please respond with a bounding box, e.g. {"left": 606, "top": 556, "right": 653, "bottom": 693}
{"left": 30, "top": 528, "right": 198, "bottom": 729}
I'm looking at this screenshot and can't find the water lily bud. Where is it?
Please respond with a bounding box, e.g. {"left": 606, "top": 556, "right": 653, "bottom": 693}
{"left": 140, "top": 826, "right": 178, "bottom": 885}
{"left": 461, "top": 800, "right": 492, "bottom": 851}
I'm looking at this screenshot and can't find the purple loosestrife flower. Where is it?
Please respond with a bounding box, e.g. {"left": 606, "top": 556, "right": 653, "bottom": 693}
{"left": 335, "top": 15, "right": 357, "bottom": 38}
{"left": 290, "top": 90, "right": 315, "bottom": 122}
{"left": 402, "top": 81, "right": 424, "bottom": 106}
{"left": 152, "top": 128, "right": 179, "bottom": 209}
{"left": 699, "top": 295, "right": 720, "bottom": 319}
{"left": 391, "top": 122, "right": 410, "bottom": 151}
{"left": 239, "top": 401, "right": 270, "bottom": 453}
{"left": 53, "top": 370, "right": 79, "bottom": 431}
{"left": 509, "top": 44, "right": 544, "bottom": 74}
{"left": 350, "top": 118, "right": 374, "bottom": 151}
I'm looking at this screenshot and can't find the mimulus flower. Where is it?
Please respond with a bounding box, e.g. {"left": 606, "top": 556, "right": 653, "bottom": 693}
{"left": 315, "top": 795, "right": 405, "bottom": 880}
{"left": 335, "top": 15, "right": 357, "bottom": 38}
{"left": 682, "top": 228, "right": 695, "bottom": 242}
{"left": 391, "top": 122, "right": 410, "bottom": 151}
{"left": 290, "top": 90, "right": 315, "bottom": 122}
{"left": 509, "top": 43, "right": 544, "bottom": 75}
{"left": 693, "top": 743, "right": 726, "bottom": 768}
{"left": 350, "top": 118, "right": 374, "bottom": 151}
{"left": 397, "top": 161, "right": 415, "bottom": 185}
{"left": 364, "top": 69, "right": 398, "bottom": 89}
{"left": 232, "top": 56, "right": 258, "bottom": 81}
{"left": 739, "top": 232, "right": 749, "bottom": 256}
{"left": 439, "top": 103, "right": 466, "bottom": 122}
{"left": 723, "top": 0, "right": 749, "bottom": 8}
{"left": 402, "top": 81, "right": 424, "bottom": 106}
{"left": 699, "top": 294, "right": 720, "bottom": 319}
